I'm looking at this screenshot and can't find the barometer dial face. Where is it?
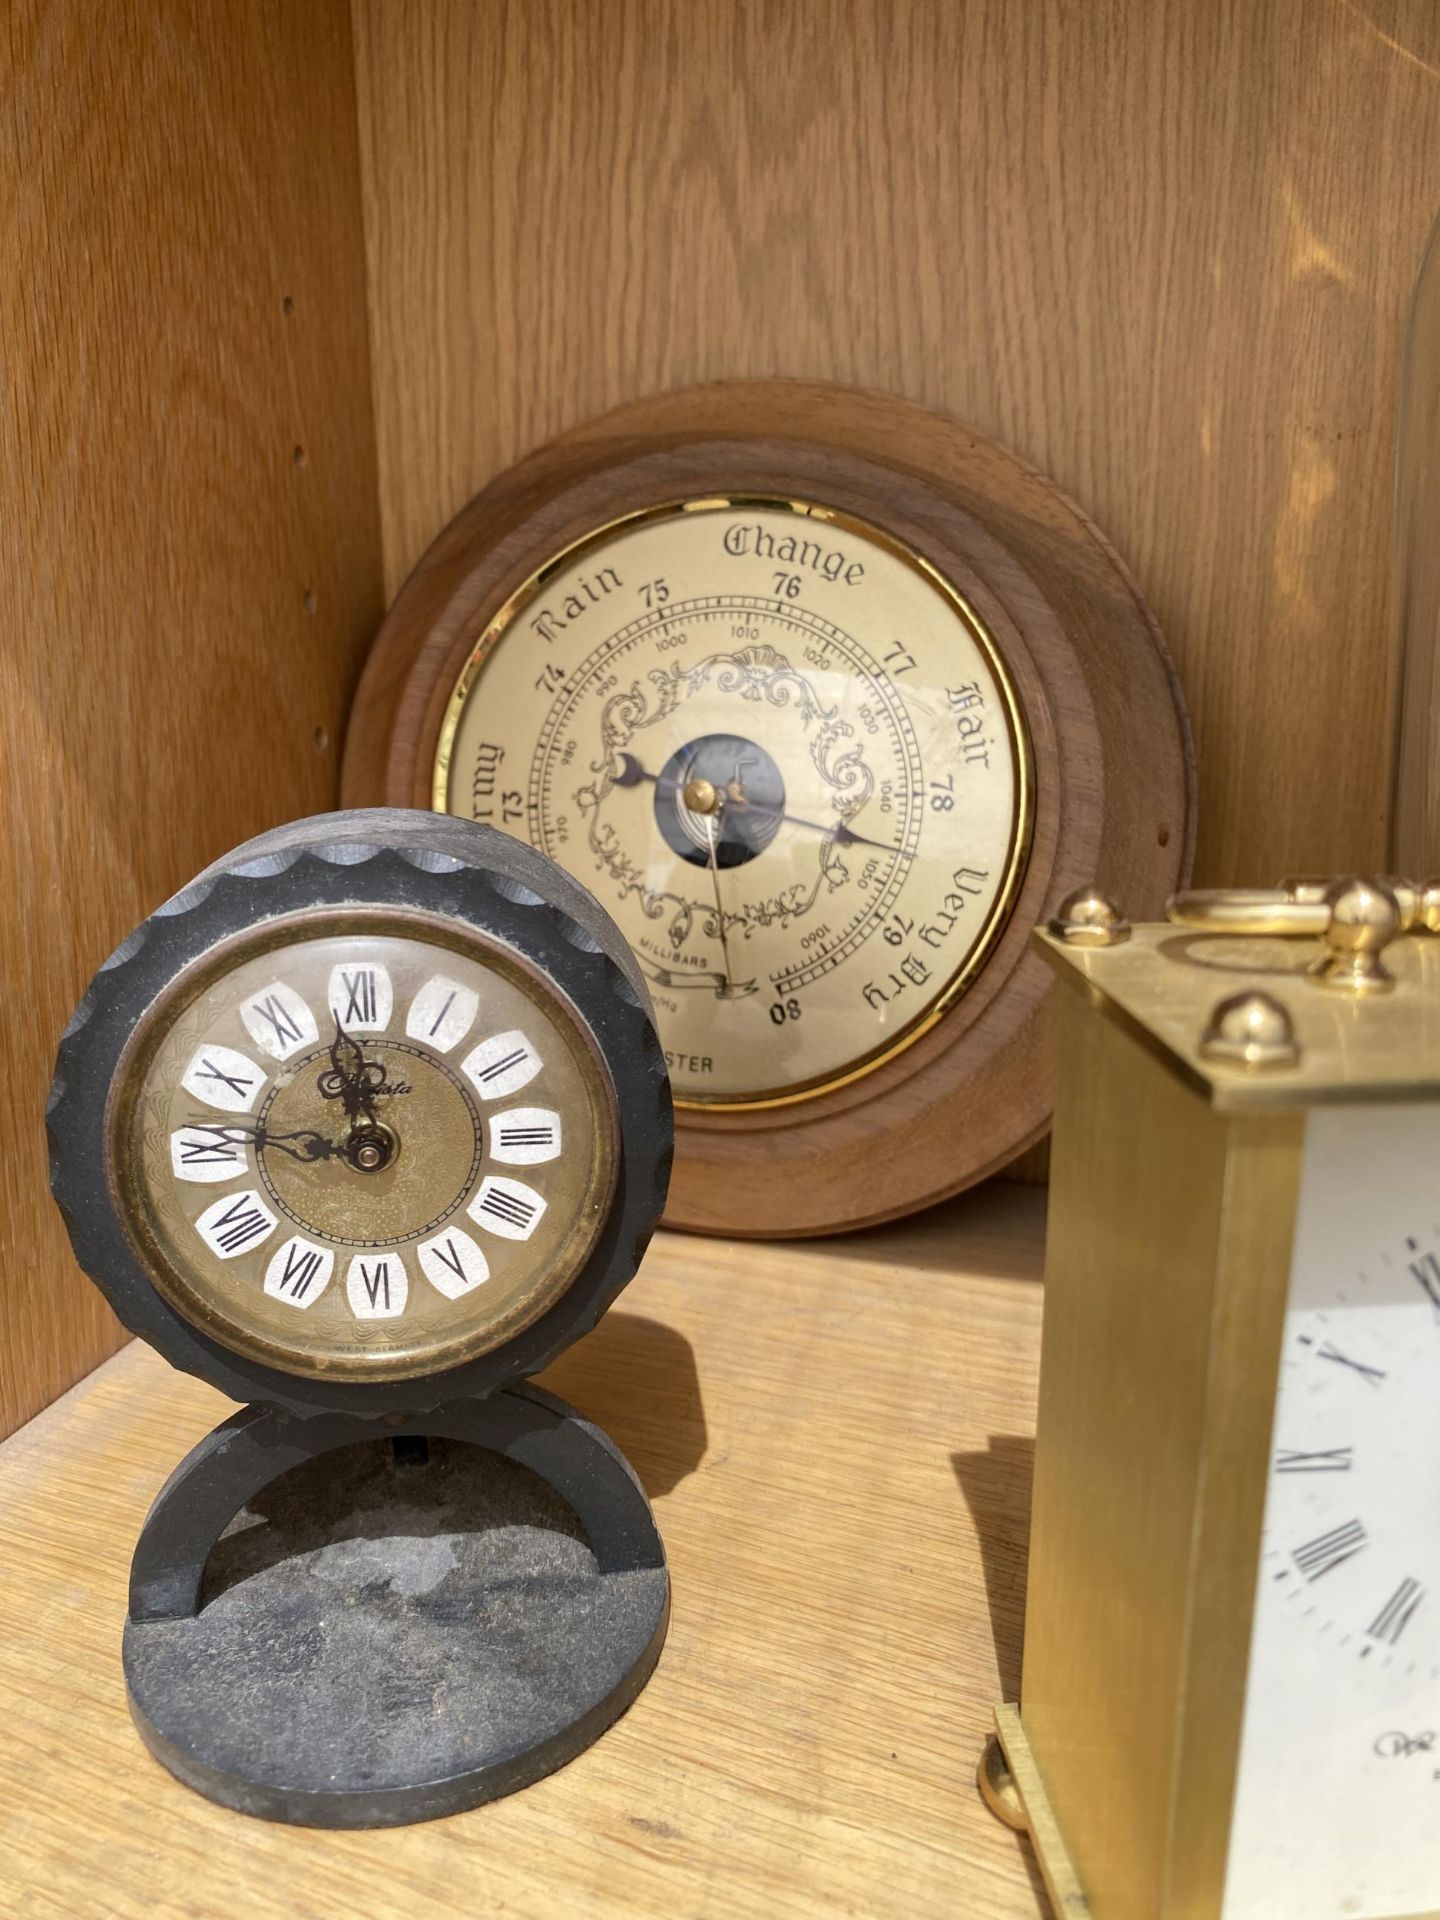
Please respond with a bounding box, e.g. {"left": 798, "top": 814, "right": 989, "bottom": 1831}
{"left": 109, "top": 919, "right": 617, "bottom": 1383}
{"left": 1223, "top": 1103, "right": 1440, "bottom": 1920}
{"left": 436, "top": 499, "right": 1032, "bottom": 1107}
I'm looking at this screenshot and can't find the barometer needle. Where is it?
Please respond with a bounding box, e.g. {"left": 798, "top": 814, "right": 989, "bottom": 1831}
{"left": 705, "top": 821, "right": 737, "bottom": 993}
{"left": 614, "top": 751, "right": 912, "bottom": 861}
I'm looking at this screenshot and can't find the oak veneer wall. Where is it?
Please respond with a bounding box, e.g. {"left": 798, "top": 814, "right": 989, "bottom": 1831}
{"left": 6, "top": 1, "right": 1437, "bottom": 1439}
{"left": 0, "top": 2, "right": 384, "bottom": 1438}
{"left": 350, "top": 0, "right": 1440, "bottom": 890}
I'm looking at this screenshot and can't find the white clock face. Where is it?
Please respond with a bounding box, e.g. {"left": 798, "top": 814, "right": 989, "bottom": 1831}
{"left": 1223, "top": 1103, "right": 1440, "bottom": 1920}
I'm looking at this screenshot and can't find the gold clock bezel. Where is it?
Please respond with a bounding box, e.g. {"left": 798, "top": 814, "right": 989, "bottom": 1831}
{"left": 105, "top": 906, "right": 620, "bottom": 1383}
{"left": 430, "top": 493, "right": 1036, "bottom": 1112}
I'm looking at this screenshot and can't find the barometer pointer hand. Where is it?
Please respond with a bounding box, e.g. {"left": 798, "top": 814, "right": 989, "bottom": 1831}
{"left": 704, "top": 817, "right": 738, "bottom": 996}
{"left": 614, "top": 752, "right": 912, "bottom": 861}
{"left": 830, "top": 818, "right": 913, "bottom": 859}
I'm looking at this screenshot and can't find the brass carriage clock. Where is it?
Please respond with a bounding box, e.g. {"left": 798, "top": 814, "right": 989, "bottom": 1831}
{"left": 48, "top": 810, "right": 673, "bottom": 1826}
{"left": 983, "top": 877, "right": 1440, "bottom": 1920}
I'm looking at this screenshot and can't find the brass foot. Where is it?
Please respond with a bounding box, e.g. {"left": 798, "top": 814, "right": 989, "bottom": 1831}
{"left": 978, "top": 1732, "right": 1029, "bottom": 1831}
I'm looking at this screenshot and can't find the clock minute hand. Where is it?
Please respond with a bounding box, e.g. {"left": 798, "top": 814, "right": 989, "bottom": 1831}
{"left": 184, "top": 1119, "right": 342, "bottom": 1164}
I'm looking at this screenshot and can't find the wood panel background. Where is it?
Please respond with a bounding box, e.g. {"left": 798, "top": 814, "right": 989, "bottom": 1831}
{"left": 0, "top": 1, "right": 383, "bottom": 1439}
{"left": 7, "top": 1, "right": 1440, "bottom": 1435}
{"left": 351, "top": 0, "right": 1440, "bottom": 891}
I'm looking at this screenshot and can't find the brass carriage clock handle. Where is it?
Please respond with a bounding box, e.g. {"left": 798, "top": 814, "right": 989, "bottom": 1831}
{"left": 1166, "top": 875, "right": 1440, "bottom": 996}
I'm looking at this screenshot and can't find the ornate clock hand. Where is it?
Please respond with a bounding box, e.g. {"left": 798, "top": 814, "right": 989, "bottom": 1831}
{"left": 318, "top": 1016, "right": 387, "bottom": 1126}
{"left": 183, "top": 1118, "right": 341, "bottom": 1164}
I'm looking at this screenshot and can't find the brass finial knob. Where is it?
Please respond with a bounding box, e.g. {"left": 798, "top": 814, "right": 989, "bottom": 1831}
{"left": 1049, "top": 886, "right": 1131, "bottom": 947}
{"left": 1282, "top": 874, "right": 1423, "bottom": 932}
{"left": 1308, "top": 877, "right": 1401, "bottom": 994}
{"left": 1415, "top": 879, "right": 1440, "bottom": 934}
{"left": 1199, "top": 990, "right": 1300, "bottom": 1070}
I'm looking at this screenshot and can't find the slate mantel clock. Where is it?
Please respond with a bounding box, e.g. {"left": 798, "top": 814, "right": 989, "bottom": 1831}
{"left": 343, "top": 381, "right": 1195, "bottom": 1235}
{"left": 982, "top": 878, "right": 1440, "bottom": 1919}
{"left": 47, "top": 810, "right": 673, "bottom": 1826}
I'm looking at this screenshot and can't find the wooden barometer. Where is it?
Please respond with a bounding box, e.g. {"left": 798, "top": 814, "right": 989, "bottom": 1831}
{"left": 344, "top": 383, "right": 1196, "bottom": 1235}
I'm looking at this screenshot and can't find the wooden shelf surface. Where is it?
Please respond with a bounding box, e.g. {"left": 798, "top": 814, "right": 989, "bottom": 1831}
{"left": 0, "top": 1186, "right": 1047, "bottom": 1920}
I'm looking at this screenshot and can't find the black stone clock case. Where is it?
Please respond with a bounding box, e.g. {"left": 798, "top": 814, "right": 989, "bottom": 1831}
{"left": 47, "top": 809, "right": 675, "bottom": 1827}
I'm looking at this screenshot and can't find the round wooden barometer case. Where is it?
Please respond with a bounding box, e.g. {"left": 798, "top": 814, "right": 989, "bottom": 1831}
{"left": 345, "top": 383, "right": 1195, "bottom": 1235}
{"left": 48, "top": 811, "right": 672, "bottom": 1416}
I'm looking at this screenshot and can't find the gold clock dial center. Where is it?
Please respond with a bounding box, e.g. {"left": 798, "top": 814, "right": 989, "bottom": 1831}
{"left": 257, "top": 1040, "right": 478, "bottom": 1247}
{"left": 112, "top": 919, "right": 619, "bottom": 1382}
{"left": 346, "top": 1123, "right": 398, "bottom": 1174}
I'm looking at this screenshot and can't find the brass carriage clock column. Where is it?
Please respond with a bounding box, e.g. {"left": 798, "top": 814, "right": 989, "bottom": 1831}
{"left": 982, "top": 877, "right": 1440, "bottom": 1919}
{"left": 48, "top": 810, "right": 673, "bottom": 1827}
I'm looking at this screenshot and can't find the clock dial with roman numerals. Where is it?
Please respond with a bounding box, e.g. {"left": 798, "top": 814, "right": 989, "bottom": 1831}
{"left": 110, "top": 921, "right": 617, "bottom": 1383}
{"left": 1223, "top": 1104, "right": 1440, "bottom": 1920}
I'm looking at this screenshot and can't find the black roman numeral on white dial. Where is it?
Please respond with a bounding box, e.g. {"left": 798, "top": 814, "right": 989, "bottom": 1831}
{"left": 461, "top": 1030, "right": 542, "bottom": 1100}
{"left": 328, "top": 963, "right": 393, "bottom": 1033}
{"left": 240, "top": 982, "right": 318, "bottom": 1061}
{"left": 417, "top": 1228, "right": 489, "bottom": 1299}
{"left": 1315, "top": 1340, "right": 1386, "bottom": 1386}
{"left": 469, "top": 1176, "right": 547, "bottom": 1241}
{"left": 1368, "top": 1577, "right": 1425, "bottom": 1647}
{"left": 489, "top": 1107, "right": 562, "bottom": 1165}
{"left": 346, "top": 1254, "right": 408, "bottom": 1320}
{"left": 1292, "top": 1519, "right": 1368, "bottom": 1582}
{"left": 1274, "top": 1446, "right": 1353, "bottom": 1474}
{"left": 194, "top": 1189, "right": 278, "bottom": 1260}
{"left": 180, "top": 1045, "right": 264, "bottom": 1114}
{"left": 170, "top": 1127, "right": 247, "bottom": 1184}
{"left": 406, "top": 975, "right": 479, "bottom": 1053}
{"left": 264, "top": 1236, "right": 333, "bottom": 1309}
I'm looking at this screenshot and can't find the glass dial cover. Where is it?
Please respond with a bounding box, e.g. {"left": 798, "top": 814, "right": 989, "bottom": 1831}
{"left": 437, "top": 498, "right": 1032, "bottom": 1107}
{"left": 111, "top": 919, "right": 618, "bottom": 1383}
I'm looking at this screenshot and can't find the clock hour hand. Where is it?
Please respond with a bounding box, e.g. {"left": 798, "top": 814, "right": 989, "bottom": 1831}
{"left": 318, "top": 1017, "right": 387, "bottom": 1126}
{"left": 183, "top": 1119, "right": 341, "bottom": 1164}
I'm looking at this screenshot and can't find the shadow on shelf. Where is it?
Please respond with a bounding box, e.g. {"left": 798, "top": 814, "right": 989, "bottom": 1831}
{"left": 951, "top": 1433, "right": 1035, "bottom": 1703}
{"left": 836, "top": 1179, "right": 1048, "bottom": 1281}
{"left": 539, "top": 1311, "right": 707, "bottom": 1501}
